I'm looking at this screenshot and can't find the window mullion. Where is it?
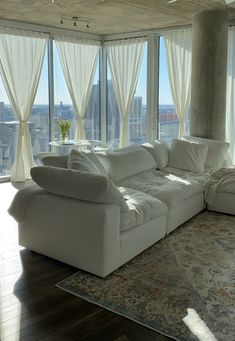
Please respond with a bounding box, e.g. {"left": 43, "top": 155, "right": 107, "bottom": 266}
{"left": 100, "top": 42, "right": 107, "bottom": 144}
{"left": 147, "top": 32, "right": 159, "bottom": 141}
{"left": 48, "top": 36, "right": 55, "bottom": 144}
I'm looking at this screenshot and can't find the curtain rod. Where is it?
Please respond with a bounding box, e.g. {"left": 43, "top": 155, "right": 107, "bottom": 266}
{"left": 102, "top": 24, "right": 192, "bottom": 42}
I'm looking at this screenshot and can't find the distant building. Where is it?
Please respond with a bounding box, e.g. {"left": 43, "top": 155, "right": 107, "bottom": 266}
{"left": 0, "top": 102, "right": 4, "bottom": 122}
{"left": 129, "top": 96, "right": 144, "bottom": 143}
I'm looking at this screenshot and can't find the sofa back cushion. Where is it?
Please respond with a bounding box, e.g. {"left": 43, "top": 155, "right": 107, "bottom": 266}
{"left": 31, "top": 166, "right": 128, "bottom": 212}
{"left": 67, "top": 149, "right": 107, "bottom": 175}
{"left": 183, "top": 136, "right": 230, "bottom": 169}
{"left": 142, "top": 140, "right": 169, "bottom": 169}
{"left": 97, "top": 145, "right": 157, "bottom": 182}
{"left": 168, "top": 139, "right": 208, "bottom": 173}
{"left": 42, "top": 155, "right": 69, "bottom": 168}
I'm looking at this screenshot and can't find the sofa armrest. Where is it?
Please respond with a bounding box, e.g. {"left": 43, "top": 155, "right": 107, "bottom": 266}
{"left": 18, "top": 191, "right": 121, "bottom": 277}
{"left": 8, "top": 184, "right": 47, "bottom": 223}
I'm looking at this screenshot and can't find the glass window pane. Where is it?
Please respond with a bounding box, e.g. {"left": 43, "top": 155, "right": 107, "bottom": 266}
{"left": 107, "top": 67, "right": 120, "bottom": 149}
{"left": 54, "top": 45, "right": 75, "bottom": 141}
{"left": 159, "top": 36, "right": 179, "bottom": 144}
{"left": 0, "top": 43, "right": 50, "bottom": 177}
{"left": 158, "top": 36, "right": 190, "bottom": 144}
{"left": 84, "top": 62, "right": 100, "bottom": 141}
{"left": 28, "top": 46, "right": 49, "bottom": 157}
{"left": 107, "top": 42, "right": 147, "bottom": 148}
{"left": 53, "top": 43, "right": 100, "bottom": 142}
{"left": 129, "top": 44, "right": 147, "bottom": 145}
{"left": 0, "top": 83, "right": 16, "bottom": 177}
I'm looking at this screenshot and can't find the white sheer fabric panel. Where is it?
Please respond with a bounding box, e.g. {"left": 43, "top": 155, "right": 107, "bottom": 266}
{"left": 163, "top": 29, "right": 192, "bottom": 138}
{"left": 226, "top": 28, "right": 235, "bottom": 164}
{"left": 0, "top": 32, "right": 47, "bottom": 181}
{"left": 55, "top": 38, "right": 100, "bottom": 140}
{"left": 106, "top": 38, "right": 145, "bottom": 147}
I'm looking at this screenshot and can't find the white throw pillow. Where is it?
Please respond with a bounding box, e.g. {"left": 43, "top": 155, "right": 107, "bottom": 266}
{"left": 83, "top": 150, "right": 107, "bottom": 175}
{"left": 31, "top": 166, "right": 129, "bottom": 212}
{"left": 168, "top": 139, "right": 208, "bottom": 173}
{"left": 97, "top": 145, "right": 157, "bottom": 183}
{"left": 142, "top": 140, "right": 169, "bottom": 169}
{"left": 182, "top": 136, "right": 230, "bottom": 169}
{"left": 67, "top": 149, "right": 106, "bottom": 175}
{"left": 42, "top": 155, "right": 69, "bottom": 168}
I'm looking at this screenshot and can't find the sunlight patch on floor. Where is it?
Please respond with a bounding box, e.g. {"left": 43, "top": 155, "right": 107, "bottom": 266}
{"left": 183, "top": 308, "right": 217, "bottom": 341}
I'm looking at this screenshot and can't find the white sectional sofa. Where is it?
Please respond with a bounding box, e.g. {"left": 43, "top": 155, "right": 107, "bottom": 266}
{"left": 9, "top": 137, "right": 231, "bottom": 277}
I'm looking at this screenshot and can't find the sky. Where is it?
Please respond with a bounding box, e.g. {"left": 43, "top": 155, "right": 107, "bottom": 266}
{"left": 0, "top": 37, "right": 173, "bottom": 106}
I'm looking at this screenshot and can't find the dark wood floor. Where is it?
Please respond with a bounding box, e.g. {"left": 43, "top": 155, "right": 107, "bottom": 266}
{"left": 0, "top": 182, "right": 171, "bottom": 341}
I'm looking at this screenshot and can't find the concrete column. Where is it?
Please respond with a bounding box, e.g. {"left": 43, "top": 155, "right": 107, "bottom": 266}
{"left": 191, "top": 10, "right": 228, "bottom": 141}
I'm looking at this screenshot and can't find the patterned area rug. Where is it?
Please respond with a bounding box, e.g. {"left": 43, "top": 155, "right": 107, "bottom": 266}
{"left": 57, "top": 211, "right": 235, "bottom": 341}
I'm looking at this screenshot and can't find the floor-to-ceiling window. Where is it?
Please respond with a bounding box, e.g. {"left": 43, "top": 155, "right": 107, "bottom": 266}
{"left": 158, "top": 36, "right": 179, "bottom": 144}
{"left": 53, "top": 42, "right": 100, "bottom": 142}
{"left": 107, "top": 41, "right": 147, "bottom": 148}
{"left": 158, "top": 36, "right": 190, "bottom": 144}
{"left": 0, "top": 80, "right": 15, "bottom": 176}
{"left": 53, "top": 44, "right": 75, "bottom": 141}
{"left": 106, "top": 63, "right": 120, "bottom": 148}
{"left": 0, "top": 26, "right": 193, "bottom": 180}
{"left": 0, "top": 44, "right": 49, "bottom": 177}
{"left": 28, "top": 46, "right": 50, "bottom": 156}
{"left": 129, "top": 43, "right": 147, "bottom": 145}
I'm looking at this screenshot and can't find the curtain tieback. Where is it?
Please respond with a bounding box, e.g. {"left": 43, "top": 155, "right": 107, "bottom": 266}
{"left": 20, "top": 120, "right": 27, "bottom": 136}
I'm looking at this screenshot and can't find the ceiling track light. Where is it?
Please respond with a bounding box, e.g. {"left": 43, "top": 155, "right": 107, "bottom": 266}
{"left": 59, "top": 16, "right": 90, "bottom": 29}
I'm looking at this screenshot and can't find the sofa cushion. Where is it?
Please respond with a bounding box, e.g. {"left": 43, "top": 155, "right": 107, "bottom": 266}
{"left": 97, "top": 145, "right": 157, "bottom": 183}
{"left": 182, "top": 136, "right": 230, "bottom": 169}
{"left": 84, "top": 150, "right": 108, "bottom": 175}
{"left": 8, "top": 184, "right": 47, "bottom": 223}
{"left": 42, "top": 155, "right": 69, "bottom": 168}
{"left": 119, "top": 187, "right": 167, "bottom": 232}
{"left": 168, "top": 139, "right": 208, "bottom": 173}
{"left": 118, "top": 169, "right": 203, "bottom": 209}
{"left": 162, "top": 166, "right": 211, "bottom": 187}
{"left": 31, "top": 166, "right": 128, "bottom": 212}
{"left": 142, "top": 140, "right": 168, "bottom": 169}
{"left": 67, "top": 149, "right": 106, "bottom": 175}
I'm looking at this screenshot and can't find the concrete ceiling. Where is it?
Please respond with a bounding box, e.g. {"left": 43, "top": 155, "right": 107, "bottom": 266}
{"left": 0, "top": 0, "right": 235, "bottom": 35}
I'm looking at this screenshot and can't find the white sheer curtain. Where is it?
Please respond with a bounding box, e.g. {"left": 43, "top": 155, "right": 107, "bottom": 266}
{"left": 55, "top": 37, "right": 100, "bottom": 140}
{"left": 0, "top": 29, "right": 47, "bottom": 181}
{"left": 226, "top": 28, "right": 235, "bottom": 164}
{"left": 163, "top": 29, "right": 192, "bottom": 138}
{"left": 106, "top": 37, "right": 146, "bottom": 147}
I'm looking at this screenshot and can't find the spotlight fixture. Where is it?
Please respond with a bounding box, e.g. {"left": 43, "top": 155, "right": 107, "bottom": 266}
{"left": 59, "top": 16, "right": 90, "bottom": 29}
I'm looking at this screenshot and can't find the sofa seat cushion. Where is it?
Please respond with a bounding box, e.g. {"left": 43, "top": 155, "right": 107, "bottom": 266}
{"left": 119, "top": 187, "right": 167, "bottom": 232}
{"left": 162, "top": 167, "right": 211, "bottom": 187}
{"left": 118, "top": 169, "right": 203, "bottom": 209}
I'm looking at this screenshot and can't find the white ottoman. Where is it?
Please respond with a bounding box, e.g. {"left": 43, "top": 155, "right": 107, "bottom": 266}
{"left": 207, "top": 172, "right": 235, "bottom": 215}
